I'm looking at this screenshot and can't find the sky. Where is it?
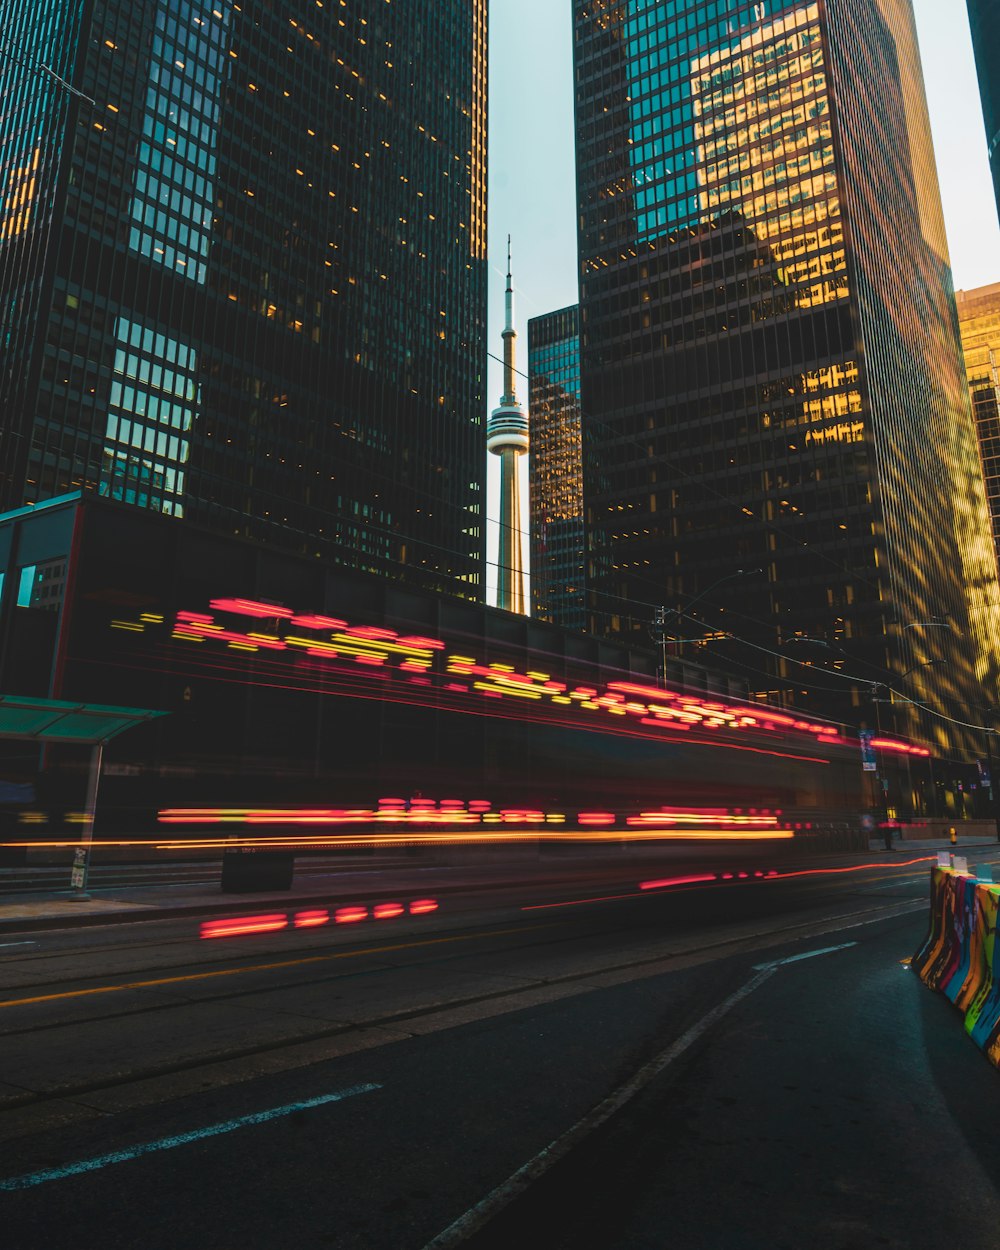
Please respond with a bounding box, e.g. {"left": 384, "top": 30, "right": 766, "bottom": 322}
{"left": 483, "top": 0, "right": 1000, "bottom": 605}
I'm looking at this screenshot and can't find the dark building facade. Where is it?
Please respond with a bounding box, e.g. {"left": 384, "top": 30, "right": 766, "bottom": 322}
{"left": 958, "top": 283, "right": 1000, "bottom": 570}
{"left": 572, "top": 0, "right": 1000, "bottom": 756}
{"left": 12, "top": 494, "right": 889, "bottom": 845}
{"left": 527, "top": 304, "right": 585, "bottom": 630}
{"left": 0, "top": 0, "right": 488, "bottom": 596}
{"left": 967, "top": 0, "right": 1000, "bottom": 227}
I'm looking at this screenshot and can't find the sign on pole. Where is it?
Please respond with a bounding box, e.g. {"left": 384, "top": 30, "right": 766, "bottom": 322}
{"left": 859, "top": 729, "right": 877, "bottom": 772}
{"left": 70, "top": 846, "right": 87, "bottom": 890}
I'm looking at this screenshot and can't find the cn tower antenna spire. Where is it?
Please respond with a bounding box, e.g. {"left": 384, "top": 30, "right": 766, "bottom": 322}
{"left": 502, "top": 234, "right": 518, "bottom": 406}
{"left": 487, "top": 235, "right": 529, "bottom": 614}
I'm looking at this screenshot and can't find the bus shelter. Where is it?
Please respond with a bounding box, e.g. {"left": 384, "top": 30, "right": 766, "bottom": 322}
{"left": 0, "top": 694, "right": 167, "bottom": 898}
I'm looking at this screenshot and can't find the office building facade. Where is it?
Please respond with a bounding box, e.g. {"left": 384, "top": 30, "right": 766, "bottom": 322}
{"left": 958, "top": 283, "right": 1000, "bottom": 569}
{"left": 571, "top": 0, "right": 1000, "bottom": 750}
{"left": 0, "top": 0, "right": 488, "bottom": 596}
{"left": 967, "top": 0, "right": 1000, "bottom": 227}
{"left": 527, "top": 305, "right": 585, "bottom": 629}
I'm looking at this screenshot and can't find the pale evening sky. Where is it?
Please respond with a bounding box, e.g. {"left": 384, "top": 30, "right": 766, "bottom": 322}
{"left": 484, "top": 0, "right": 1000, "bottom": 604}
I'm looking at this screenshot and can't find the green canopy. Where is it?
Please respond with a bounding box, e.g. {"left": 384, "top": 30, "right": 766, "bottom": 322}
{"left": 0, "top": 695, "right": 166, "bottom": 745}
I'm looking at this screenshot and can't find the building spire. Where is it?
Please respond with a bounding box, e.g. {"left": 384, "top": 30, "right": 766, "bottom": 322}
{"left": 502, "top": 234, "right": 517, "bottom": 405}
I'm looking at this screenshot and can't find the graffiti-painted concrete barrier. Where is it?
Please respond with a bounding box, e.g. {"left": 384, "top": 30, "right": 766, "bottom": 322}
{"left": 912, "top": 861, "right": 1000, "bottom": 1068}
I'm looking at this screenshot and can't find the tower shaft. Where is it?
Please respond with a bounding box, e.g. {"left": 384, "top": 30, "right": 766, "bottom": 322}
{"left": 487, "top": 237, "right": 529, "bottom": 613}
{"left": 495, "top": 447, "right": 525, "bottom": 614}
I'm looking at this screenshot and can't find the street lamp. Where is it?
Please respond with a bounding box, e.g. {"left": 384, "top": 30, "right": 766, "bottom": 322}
{"left": 901, "top": 618, "right": 951, "bottom": 631}
{"left": 867, "top": 681, "right": 893, "bottom": 839}
{"left": 979, "top": 707, "right": 1000, "bottom": 841}
{"left": 901, "top": 658, "right": 947, "bottom": 680}
{"left": 905, "top": 660, "right": 944, "bottom": 816}
{"left": 892, "top": 660, "right": 947, "bottom": 820}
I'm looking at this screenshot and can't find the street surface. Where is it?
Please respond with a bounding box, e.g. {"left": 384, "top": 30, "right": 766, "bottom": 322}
{"left": 2, "top": 848, "right": 1000, "bottom": 1248}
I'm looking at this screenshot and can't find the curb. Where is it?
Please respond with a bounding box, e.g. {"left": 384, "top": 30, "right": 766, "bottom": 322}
{"left": 4, "top": 844, "right": 996, "bottom": 938}
{"left": 0, "top": 870, "right": 596, "bottom": 936}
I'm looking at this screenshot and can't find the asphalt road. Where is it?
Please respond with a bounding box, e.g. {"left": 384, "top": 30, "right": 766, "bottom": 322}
{"left": 2, "top": 853, "right": 999, "bottom": 1248}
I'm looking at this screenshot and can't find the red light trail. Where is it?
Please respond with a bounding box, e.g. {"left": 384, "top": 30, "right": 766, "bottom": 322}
{"left": 198, "top": 897, "right": 442, "bottom": 939}
{"left": 104, "top": 592, "right": 931, "bottom": 761}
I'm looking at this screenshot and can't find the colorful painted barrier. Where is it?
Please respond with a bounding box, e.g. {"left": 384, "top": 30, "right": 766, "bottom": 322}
{"left": 912, "top": 864, "right": 1000, "bottom": 1068}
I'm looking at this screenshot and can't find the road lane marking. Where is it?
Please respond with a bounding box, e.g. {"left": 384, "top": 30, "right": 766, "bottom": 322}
{"left": 422, "top": 930, "right": 869, "bottom": 1249}
{"left": 753, "top": 941, "right": 857, "bottom": 970}
{"left": 0, "top": 924, "right": 550, "bottom": 1010}
{"left": 0, "top": 941, "right": 36, "bottom": 949}
{"left": 0, "top": 1083, "right": 381, "bottom": 1190}
{"left": 422, "top": 965, "right": 781, "bottom": 1249}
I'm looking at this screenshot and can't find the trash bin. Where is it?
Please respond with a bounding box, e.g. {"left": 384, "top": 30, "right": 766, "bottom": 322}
{"left": 221, "top": 848, "right": 294, "bottom": 892}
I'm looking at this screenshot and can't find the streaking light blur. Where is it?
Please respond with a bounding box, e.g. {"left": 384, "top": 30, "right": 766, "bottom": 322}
{"left": 200, "top": 913, "right": 288, "bottom": 939}
{"left": 106, "top": 592, "right": 927, "bottom": 759}
{"left": 335, "top": 906, "right": 368, "bottom": 924}
{"left": 373, "top": 902, "right": 405, "bottom": 920}
{"left": 293, "top": 909, "right": 330, "bottom": 929}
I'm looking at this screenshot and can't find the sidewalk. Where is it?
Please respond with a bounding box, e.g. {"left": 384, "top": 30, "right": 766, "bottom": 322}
{"left": 2, "top": 836, "right": 997, "bottom": 936}
{"left": 872, "top": 834, "right": 999, "bottom": 853}
{"left": 0, "top": 858, "right": 491, "bottom": 935}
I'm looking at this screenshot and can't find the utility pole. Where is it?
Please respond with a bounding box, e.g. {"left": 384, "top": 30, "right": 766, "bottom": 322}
{"left": 654, "top": 606, "right": 668, "bottom": 684}
{"left": 654, "top": 569, "right": 762, "bottom": 675}
{"left": 871, "top": 682, "right": 892, "bottom": 839}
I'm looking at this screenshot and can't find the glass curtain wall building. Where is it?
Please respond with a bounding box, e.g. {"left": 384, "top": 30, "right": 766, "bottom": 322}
{"left": 967, "top": 0, "right": 1000, "bottom": 227}
{"left": 958, "top": 283, "right": 1000, "bottom": 570}
{"left": 572, "top": 0, "right": 1000, "bottom": 752}
{"left": 0, "top": 0, "right": 488, "bottom": 597}
{"left": 527, "top": 305, "right": 585, "bottom": 630}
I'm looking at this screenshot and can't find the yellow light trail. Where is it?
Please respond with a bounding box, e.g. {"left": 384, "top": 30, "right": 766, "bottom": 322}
{"left": 5, "top": 828, "right": 796, "bottom": 852}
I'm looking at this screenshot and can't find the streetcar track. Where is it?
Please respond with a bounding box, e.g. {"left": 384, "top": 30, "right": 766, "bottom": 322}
{"left": 0, "top": 864, "right": 934, "bottom": 996}
{"left": 0, "top": 896, "right": 923, "bottom": 1113}
{"left": 0, "top": 926, "right": 560, "bottom": 1038}
{"left": 0, "top": 905, "right": 548, "bottom": 986}
{"left": 0, "top": 923, "right": 559, "bottom": 1020}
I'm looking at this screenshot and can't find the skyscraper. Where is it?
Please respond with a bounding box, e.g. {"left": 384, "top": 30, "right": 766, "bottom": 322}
{"left": 572, "top": 0, "right": 999, "bottom": 747}
{"left": 958, "top": 282, "right": 1000, "bottom": 569}
{"left": 527, "top": 304, "right": 585, "bottom": 630}
{"left": 0, "top": 0, "right": 488, "bottom": 596}
{"left": 967, "top": 0, "right": 1000, "bottom": 227}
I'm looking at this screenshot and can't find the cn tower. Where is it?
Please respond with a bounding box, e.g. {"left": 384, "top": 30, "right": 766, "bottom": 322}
{"left": 487, "top": 239, "right": 529, "bottom": 613}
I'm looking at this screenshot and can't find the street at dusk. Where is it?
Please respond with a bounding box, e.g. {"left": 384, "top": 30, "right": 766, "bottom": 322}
{"left": 2, "top": 846, "right": 1000, "bottom": 1248}
{"left": 4, "top": 0, "right": 1000, "bottom": 1245}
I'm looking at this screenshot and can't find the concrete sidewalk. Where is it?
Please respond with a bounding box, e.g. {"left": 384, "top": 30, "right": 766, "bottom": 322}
{"left": 0, "top": 859, "right": 497, "bottom": 935}
{"left": 2, "top": 836, "right": 997, "bottom": 936}
{"left": 872, "top": 834, "right": 999, "bottom": 853}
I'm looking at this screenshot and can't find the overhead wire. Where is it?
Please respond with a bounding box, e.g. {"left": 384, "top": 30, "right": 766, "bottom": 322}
{"left": 0, "top": 38, "right": 96, "bottom": 105}
{"left": 8, "top": 49, "right": 960, "bottom": 733}
{"left": 486, "top": 348, "right": 882, "bottom": 595}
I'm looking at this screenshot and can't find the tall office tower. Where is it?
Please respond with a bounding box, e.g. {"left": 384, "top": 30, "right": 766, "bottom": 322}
{"left": 528, "top": 305, "right": 585, "bottom": 630}
{"left": 487, "top": 250, "right": 528, "bottom": 613}
{"left": 967, "top": 0, "right": 1000, "bottom": 227}
{"left": 958, "top": 283, "right": 1000, "bottom": 568}
{"left": 0, "top": 1, "right": 488, "bottom": 596}
{"left": 572, "top": 0, "right": 1000, "bottom": 743}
